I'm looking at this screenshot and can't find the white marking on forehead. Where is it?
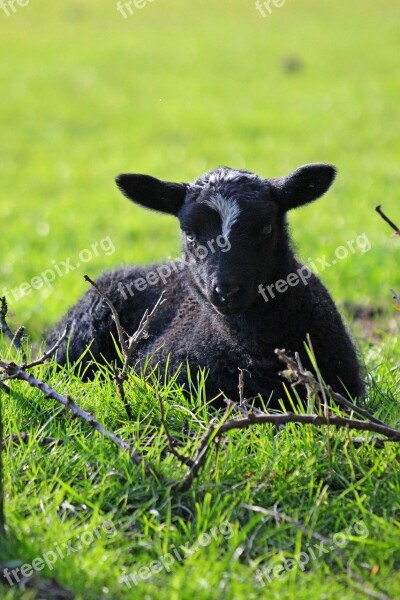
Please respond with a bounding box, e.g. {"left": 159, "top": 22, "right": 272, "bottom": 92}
{"left": 205, "top": 169, "right": 259, "bottom": 186}
{"left": 202, "top": 193, "right": 241, "bottom": 238}
{"left": 208, "top": 170, "right": 242, "bottom": 185}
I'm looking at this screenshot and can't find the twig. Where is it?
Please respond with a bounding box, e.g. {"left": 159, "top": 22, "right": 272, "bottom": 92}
{"left": 0, "top": 382, "right": 10, "bottom": 395}
{"left": 0, "top": 297, "right": 25, "bottom": 357}
{"left": 244, "top": 504, "right": 392, "bottom": 600}
{"left": 157, "top": 394, "right": 194, "bottom": 467}
{"left": 275, "top": 348, "right": 392, "bottom": 430}
{"left": 375, "top": 205, "right": 400, "bottom": 235}
{"left": 174, "top": 408, "right": 400, "bottom": 492}
{"left": 176, "top": 421, "right": 218, "bottom": 492}
{"left": 390, "top": 289, "right": 400, "bottom": 302}
{"left": 0, "top": 360, "right": 160, "bottom": 479}
{"left": 84, "top": 275, "right": 165, "bottom": 421}
{"left": 0, "top": 377, "right": 5, "bottom": 543}
{"left": 22, "top": 324, "right": 71, "bottom": 369}
{"left": 84, "top": 276, "right": 129, "bottom": 356}
{"left": 238, "top": 369, "right": 244, "bottom": 406}
{"left": 174, "top": 350, "right": 400, "bottom": 492}
{"left": 176, "top": 402, "right": 235, "bottom": 492}
{"left": 305, "top": 334, "right": 329, "bottom": 413}
{"left": 217, "top": 412, "right": 400, "bottom": 440}
{"left": 112, "top": 362, "right": 133, "bottom": 421}
{"left": 0, "top": 288, "right": 168, "bottom": 491}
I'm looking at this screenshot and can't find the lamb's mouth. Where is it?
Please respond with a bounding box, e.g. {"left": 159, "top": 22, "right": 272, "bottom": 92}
{"left": 211, "top": 301, "right": 245, "bottom": 316}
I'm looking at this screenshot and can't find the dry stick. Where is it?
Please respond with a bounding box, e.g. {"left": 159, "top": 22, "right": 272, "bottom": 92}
{"left": 305, "top": 333, "right": 329, "bottom": 412}
{"left": 176, "top": 421, "right": 218, "bottom": 492}
{"left": 0, "top": 299, "right": 23, "bottom": 395}
{"left": 175, "top": 350, "right": 400, "bottom": 492}
{"left": 0, "top": 382, "right": 10, "bottom": 395}
{"left": 176, "top": 402, "right": 236, "bottom": 492}
{"left": 111, "top": 362, "right": 133, "bottom": 421}
{"left": 390, "top": 289, "right": 400, "bottom": 302}
{"left": 217, "top": 412, "right": 400, "bottom": 440}
{"left": 0, "top": 374, "right": 5, "bottom": 543}
{"left": 375, "top": 206, "right": 400, "bottom": 301}
{"left": 275, "top": 348, "right": 391, "bottom": 430}
{"left": 243, "top": 504, "right": 392, "bottom": 600}
{"left": 238, "top": 369, "right": 244, "bottom": 406}
{"left": 0, "top": 303, "right": 160, "bottom": 479}
{"left": 0, "top": 297, "right": 25, "bottom": 357}
{"left": 305, "top": 334, "right": 332, "bottom": 464}
{"left": 84, "top": 275, "right": 165, "bottom": 422}
{"left": 0, "top": 360, "right": 160, "bottom": 478}
{"left": 21, "top": 324, "right": 71, "bottom": 369}
{"left": 157, "top": 394, "right": 194, "bottom": 467}
{"left": 375, "top": 205, "right": 400, "bottom": 235}
{"left": 176, "top": 410, "right": 400, "bottom": 492}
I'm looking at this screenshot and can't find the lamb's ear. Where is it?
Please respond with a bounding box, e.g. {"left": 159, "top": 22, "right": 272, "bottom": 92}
{"left": 269, "top": 163, "right": 336, "bottom": 211}
{"left": 115, "top": 174, "right": 188, "bottom": 216}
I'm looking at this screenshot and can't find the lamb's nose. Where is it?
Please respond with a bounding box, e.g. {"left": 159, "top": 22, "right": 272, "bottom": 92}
{"left": 215, "top": 282, "right": 241, "bottom": 302}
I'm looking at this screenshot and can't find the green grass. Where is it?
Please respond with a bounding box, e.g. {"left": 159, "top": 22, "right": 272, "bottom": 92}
{"left": 1, "top": 0, "right": 399, "bottom": 598}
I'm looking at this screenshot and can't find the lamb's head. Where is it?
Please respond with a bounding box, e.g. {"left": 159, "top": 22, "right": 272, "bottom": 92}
{"left": 116, "top": 163, "right": 336, "bottom": 315}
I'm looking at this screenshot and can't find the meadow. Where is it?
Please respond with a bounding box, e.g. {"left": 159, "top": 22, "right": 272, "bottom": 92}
{"left": 0, "top": 0, "right": 399, "bottom": 598}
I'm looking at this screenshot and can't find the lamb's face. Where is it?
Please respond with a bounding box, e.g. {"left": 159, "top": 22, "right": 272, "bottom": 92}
{"left": 178, "top": 168, "right": 283, "bottom": 315}
{"left": 116, "top": 162, "right": 336, "bottom": 316}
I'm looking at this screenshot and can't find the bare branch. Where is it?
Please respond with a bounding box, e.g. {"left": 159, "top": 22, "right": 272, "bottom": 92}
{"left": 84, "top": 275, "right": 166, "bottom": 421}
{"left": 112, "top": 362, "right": 133, "bottom": 421}
{"left": 0, "top": 382, "right": 10, "bottom": 395}
{"left": 175, "top": 409, "right": 400, "bottom": 492}
{"left": 0, "top": 376, "right": 5, "bottom": 542}
{"left": 0, "top": 297, "right": 25, "bottom": 356}
{"left": 176, "top": 402, "right": 236, "bottom": 492}
{"left": 375, "top": 205, "right": 400, "bottom": 235}
{"left": 0, "top": 360, "right": 160, "bottom": 480}
{"left": 84, "top": 275, "right": 129, "bottom": 355}
{"left": 217, "top": 411, "right": 400, "bottom": 440}
{"left": 174, "top": 349, "right": 400, "bottom": 492}
{"left": 121, "top": 292, "right": 166, "bottom": 377}
{"left": 275, "top": 348, "right": 392, "bottom": 430}
{"left": 22, "top": 324, "right": 71, "bottom": 370}
{"left": 158, "top": 394, "right": 194, "bottom": 467}
{"left": 238, "top": 369, "right": 244, "bottom": 406}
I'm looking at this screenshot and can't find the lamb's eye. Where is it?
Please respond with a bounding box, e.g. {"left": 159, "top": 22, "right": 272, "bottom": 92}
{"left": 261, "top": 224, "right": 272, "bottom": 236}
{"left": 185, "top": 232, "right": 195, "bottom": 243}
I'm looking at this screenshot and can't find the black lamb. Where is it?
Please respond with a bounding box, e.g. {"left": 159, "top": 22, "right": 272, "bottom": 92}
{"left": 46, "top": 163, "right": 364, "bottom": 406}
